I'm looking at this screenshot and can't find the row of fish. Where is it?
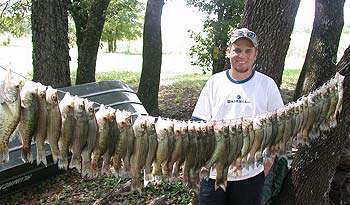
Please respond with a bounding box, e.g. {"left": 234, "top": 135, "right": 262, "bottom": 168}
{"left": 0, "top": 70, "right": 345, "bottom": 191}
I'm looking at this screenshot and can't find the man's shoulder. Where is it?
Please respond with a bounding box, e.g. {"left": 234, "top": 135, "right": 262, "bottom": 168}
{"left": 204, "top": 70, "right": 228, "bottom": 85}
{"left": 254, "top": 71, "right": 278, "bottom": 85}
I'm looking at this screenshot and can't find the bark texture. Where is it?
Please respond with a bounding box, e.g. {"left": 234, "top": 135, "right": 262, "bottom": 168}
{"left": 239, "top": 0, "right": 300, "bottom": 86}
{"left": 294, "top": 0, "right": 345, "bottom": 100}
{"left": 32, "top": 0, "right": 71, "bottom": 88}
{"left": 137, "top": 0, "right": 164, "bottom": 116}
{"left": 72, "top": 0, "right": 111, "bottom": 84}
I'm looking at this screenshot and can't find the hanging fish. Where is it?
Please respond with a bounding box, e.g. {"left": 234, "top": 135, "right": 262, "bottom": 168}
{"left": 46, "top": 86, "right": 61, "bottom": 164}
{"left": 18, "top": 81, "right": 38, "bottom": 163}
{"left": 0, "top": 70, "right": 21, "bottom": 163}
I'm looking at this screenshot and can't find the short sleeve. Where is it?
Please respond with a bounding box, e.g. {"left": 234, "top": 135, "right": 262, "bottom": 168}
{"left": 192, "top": 79, "right": 213, "bottom": 121}
{"left": 267, "top": 80, "right": 284, "bottom": 111}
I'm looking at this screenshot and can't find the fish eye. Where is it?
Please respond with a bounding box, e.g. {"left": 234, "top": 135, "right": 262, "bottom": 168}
{"left": 89, "top": 107, "right": 94, "bottom": 112}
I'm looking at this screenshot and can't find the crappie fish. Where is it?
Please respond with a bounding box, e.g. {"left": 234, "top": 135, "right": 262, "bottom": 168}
{"left": 18, "top": 81, "right": 38, "bottom": 163}
{"left": 0, "top": 70, "right": 21, "bottom": 163}
{"left": 152, "top": 117, "right": 172, "bottom": 181}
{"left": 91, "top": 105, "right": 111, "bottom": 176}
{"left": 168, "top": 120, "right": 184, "bottom": 178}
{"left": 247, "top": 118, "right": 264, "bottom": 167}
{"left": 81, "top": 99, "right": 97, "bottom": 178}
{"left": 69, "top": 96, "right": 89, "bottom": 172}
{"left": 46, "top": 86, "right": 61, "bottom": 164}
{"left": 183, "top": 121, "right": 198, "bottom": 187}
{"left": 172, "top": 121, "right": 189, "bottom": 178}
{"left": 58, "top": 92, "right": 75, "bottom": 170}
{"left": 112, "top": 110, "right": 132, "bottom": 176}
{"left": 144, "top": 116, "right": 158, "bottom": 186}
{"left": 33, "top": 83, "right": 48, "bottom": 166}
{"left": 130, "top": 115, "right": 149, "bottom": 191}
{"left": 101, "top": 107, "right": 117, "bottom": 175}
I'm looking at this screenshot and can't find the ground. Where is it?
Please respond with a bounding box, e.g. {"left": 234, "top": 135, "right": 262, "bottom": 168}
{"left": 0, "top": 70, "right": 298, "bottom": 205}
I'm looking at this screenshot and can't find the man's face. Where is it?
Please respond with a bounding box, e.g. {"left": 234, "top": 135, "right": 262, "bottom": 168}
{"left": 227, "top": 38, "right": 258, "bottom": 73}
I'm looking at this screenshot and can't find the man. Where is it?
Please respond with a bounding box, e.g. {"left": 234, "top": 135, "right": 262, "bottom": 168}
{"left": 192, "top": 28, "right": 284, "bottom": 205}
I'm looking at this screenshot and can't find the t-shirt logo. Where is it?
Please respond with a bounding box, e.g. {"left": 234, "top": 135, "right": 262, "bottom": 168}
{"left": 227, "top": 94, "right": 250, "bottom": 104}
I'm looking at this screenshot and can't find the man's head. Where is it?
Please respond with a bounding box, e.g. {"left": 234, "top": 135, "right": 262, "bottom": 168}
{"left": 227, "top": 28, "right": 258, "bottom": 75}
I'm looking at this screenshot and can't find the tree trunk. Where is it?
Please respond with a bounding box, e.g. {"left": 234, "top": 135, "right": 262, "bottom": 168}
{"left": 274, "top": 46, "right": 350, "bottom": 204}
{"left": 137, "top": 0, "right": 164, "bottom": 116}
{"left": 239, "top": 0, "right": 300, "bottom": 87}
{"left": 211, "top": 2, "right": 226, "bottom": 75}
{"left": 32, "top": 0, "right": 70, "bottom": 88}
{"left": 329, "top": 45, "right": 350, "bottom": 205}
{"left": 71, "top": 0, "right": 111, "bottom": 85}
{"left": 113, "top": 40, "right": 117, "bottom": 52}
{"left": 108, "top": 40, "right": 113, "bottom": 52}
{"left": 294, "top": 0, "right": 345, "bottom": 100}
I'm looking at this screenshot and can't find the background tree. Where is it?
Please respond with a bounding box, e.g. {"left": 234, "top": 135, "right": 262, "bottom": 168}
{"left": 137, "top": 0, "right": 164, "bottom": 116}
{"left": 101, "top": 0, "right": 144, "bottom": 53}
{"left": 294, "top": 0, "right": 345, "bottom": 100}
{"left": 239, "top": 0, "right": 301, "bottom": 87}
{"left": 32, "top": 0, "right": 71, "bottom": 87}
{"left": 186, "top": 0, "right": 244, "bottom": 74}
{"left": 69, "top": 0, "right": 111, "bottom": 84}
{"left": 0, "top": 0, "right": 31, "bottom": 42}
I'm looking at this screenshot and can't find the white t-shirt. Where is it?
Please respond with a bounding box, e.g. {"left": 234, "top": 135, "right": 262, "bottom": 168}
{"left": 192, "top": 69, "right": 284, "bottom": 181}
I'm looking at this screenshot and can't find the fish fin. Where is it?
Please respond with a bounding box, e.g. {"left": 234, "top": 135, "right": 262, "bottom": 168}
{"left": 0, "top": 149, "right": 9, "bottom": 164}
{"left": 36, "top": 150, "right": 47, "bottom": 167}
{"left": 21, "top": 149, "right": 33, "bottom": 163}
{"left": 69, "top": 155, "right": 82, "bottom": 173}
{"left": 58, "top": 158, "right": 68, "bottom": 170}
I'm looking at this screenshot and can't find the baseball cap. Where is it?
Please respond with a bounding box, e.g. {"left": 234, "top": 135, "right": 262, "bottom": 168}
{"left": 228, "top": 28, "right": 258, "bottom": 48}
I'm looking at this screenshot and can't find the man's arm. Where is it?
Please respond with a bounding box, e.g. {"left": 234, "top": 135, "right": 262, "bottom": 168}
{"left": 191, "top": 79, "right": 213, "bottom": 122}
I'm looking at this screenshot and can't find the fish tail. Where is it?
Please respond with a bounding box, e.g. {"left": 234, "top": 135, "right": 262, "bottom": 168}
{"left": 0, "top": 149, "right": 10, "bottom": 164}
{"left": 36, "top": 149, "right": 47, "bottom": 166}
{"left": 21, "top": 148, "right": 33, "bottom": 163}
{"left": 69, "top": 155, "right": 82, "bottom": 172}
{"left": 58, "top": 157, "right": 68, "bottom": 170}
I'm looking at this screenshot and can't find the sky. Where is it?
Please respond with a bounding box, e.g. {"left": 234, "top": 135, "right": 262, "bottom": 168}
{"left": 161, "top": 0, "right": 350, "bottom": 54}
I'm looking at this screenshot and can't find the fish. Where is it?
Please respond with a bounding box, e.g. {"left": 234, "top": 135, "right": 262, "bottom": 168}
{"left": 81, "top": 99, "right": 97, "bottom": 178}
{"left": 168, "top": 120, "right": 184, "bottom": 179}
{"left": 301, "top": 95, "right": 316, "bottom": 144}
{"left": 144, "top": 116, "right": 158, "bottom": 186}
{"left": 206, "top": 121, "right": 228, "bottom": 191}
{"left": 172, "top": 121, "right": 189, "bottom": 178}
{"left": 334, "top": 73, "right": 345, "bottom": 120}
{"left": 45, "top": 86, "right": 61, "bottom": 164}
{"left": 262, "top": 113, "right": 273, "bottom": 160}
{"left": 319, "top": 88, "right": 331, "bottom": 131}
{"left": 101, "top": 107, "right": 117, "bottom": 176}
{"left": 91, "top": 105, "right": 111, "bottom": 176}
{"left": 183, "top": 121, "right": 197, "bottom": 187}
{"left": 247, "top": 117, "right": 264, "bottom": 167}
{"left": 0, "top": 70, "right": 21, "bottom": 163}
{"left": 122, "top": 113, "right": 135, "bottom": 175}
{"left": 58, "top": 92, "right": 75, "bottom": 170}
{"left": 69, "top": 96, "right": 89, "bottom": 172}
{"left": 130, "top": 115, "right": 149, "bottom": 191}
{"left": 213, "top": 122, "right": 229, "bottom": 191}
{"left": 152, "top": 117, "right": 172, "bottom": 182}
{"left": 240, "top": 119, "right": 251, "bottom": 168}
{"left": 33, "top": 83, "right": 48, "bottom": 166}
{"left": 112, "top": 109, "right": 132, "bottom": 176}
{"left": 273, "top": 109, "right": 286, "bottom": 153}
{"left": 326, "top": 85, "right": 339, "bottom": 128}
{"left": 231, "top": 120, "right": 244, "bottom": 176}
{"left": 18, "top": 81, "right": 38, "bottom": 163}
{"left": 279, "top": 108, "right": 293, "bottom": 156}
